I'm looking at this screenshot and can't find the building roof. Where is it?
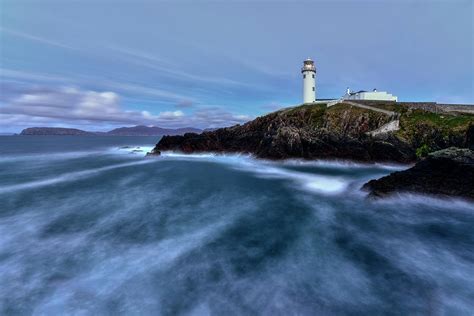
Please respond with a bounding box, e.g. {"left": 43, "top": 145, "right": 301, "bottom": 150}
{"left": 349, "top": 90, "right": 367, "bottom": 95}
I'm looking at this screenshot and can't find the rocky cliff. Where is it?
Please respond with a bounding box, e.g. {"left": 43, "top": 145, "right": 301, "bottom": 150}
{"left": 152, "top": 102, "right": 474, "bottom": 163}
{"left": 362, "top": 147, "right": 474, "bottom": 200}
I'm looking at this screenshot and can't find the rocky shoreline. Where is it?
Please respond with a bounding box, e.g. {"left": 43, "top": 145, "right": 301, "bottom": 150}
{"left": 150, "top": 102, "right": 474, "bottom": 199}
{"left": 362, "top": 147, "right": 474, "bottom": 201}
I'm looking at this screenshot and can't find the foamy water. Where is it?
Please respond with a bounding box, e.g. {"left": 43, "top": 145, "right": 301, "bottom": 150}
{"left": 1, "top": 136, "right": 473, "bottom": 315}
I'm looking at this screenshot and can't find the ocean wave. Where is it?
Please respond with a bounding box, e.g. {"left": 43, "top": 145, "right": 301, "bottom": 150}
{"left": 280, "top": 158, "right": 409, "bottom": 171}
{"left": 367, "top": 192, "right": 474, "bottom": 212}
{"left": 0, "top": 160, "right": 156, "bottom": 194}
{"left": 159, "top": 151, "right": 353, "bottom": 194}
{"left": 232, "top": 161, "right": 350, "bottom": 194}
{"left": 110, "top": 146, "right": 155, "bottom": 157}
{"left": 32, "top": 223, "right": 226, "bottom": 314}
{"left": 1, "top": 146, "right": 473, "bottom": 314}
{"left": 158, "top": 151, "right": 408, "bottom": 170}
{"left": 0, "top": 150, "right": 104, "bottom": 163}
{"left": 0, "top": 145, "right": 156, "bottom": 164}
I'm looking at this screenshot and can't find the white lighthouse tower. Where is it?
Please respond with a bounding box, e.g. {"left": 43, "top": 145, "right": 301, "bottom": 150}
{"left": 302, "top": 58, "right": 316, "bottom": 104}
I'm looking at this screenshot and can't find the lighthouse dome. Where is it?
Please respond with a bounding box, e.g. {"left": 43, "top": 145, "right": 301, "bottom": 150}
{"left": 301, "top": 58, "right": 316, "bottom": 72}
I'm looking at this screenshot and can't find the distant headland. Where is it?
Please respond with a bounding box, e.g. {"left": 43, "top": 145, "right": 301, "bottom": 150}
{"left": 19, "top": 125, "right": 202, "bottom": 136}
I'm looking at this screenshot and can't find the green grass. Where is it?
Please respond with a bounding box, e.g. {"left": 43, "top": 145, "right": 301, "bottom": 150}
{"left": 281, "top": 103, "right": 328, "bottom": 128}
{"left": 401, "top": 110, "right": 474, "bottom": 130}
{"left": 284, "top": 103, "right": 327, "bottom": 114}
{"left": 326, "top": 102, "right": 369, "bottom": 114}
{"left": 416, "top": 144, "right": 431, "bottom": 158}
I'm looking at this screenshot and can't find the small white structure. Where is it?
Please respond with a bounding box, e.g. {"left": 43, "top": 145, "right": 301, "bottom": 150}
{"left": 343, "top": 88, "right": 397, "bottom": 102}
{"left": 302, "top": 58, "right": 316, "bottom": 104}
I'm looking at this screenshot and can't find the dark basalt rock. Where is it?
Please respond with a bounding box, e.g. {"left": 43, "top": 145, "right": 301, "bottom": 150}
{"left": 146, "top": 148, "right": 161, "bottom": 156}
{"left": 152, "top": 103, "right": 473, "bottom": 163}
{"left": 154, "top": 104, "right": 415, "bottom": 163}
{"left": 362, "top": 147, "right": 474, "bottom": 200}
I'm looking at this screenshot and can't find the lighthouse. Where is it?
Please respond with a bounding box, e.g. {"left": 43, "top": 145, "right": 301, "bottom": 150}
{"left": 301, "top": 58, "right": 316, "bottom": 104}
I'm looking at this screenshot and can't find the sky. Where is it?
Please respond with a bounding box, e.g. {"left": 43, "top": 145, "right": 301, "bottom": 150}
{"left": 0, "top": 0, "right": 473, "bottom": 133}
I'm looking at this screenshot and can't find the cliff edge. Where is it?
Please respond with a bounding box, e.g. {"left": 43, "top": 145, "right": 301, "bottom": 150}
{"left": 152, "top": 102, "right": 474, "bottom": 163}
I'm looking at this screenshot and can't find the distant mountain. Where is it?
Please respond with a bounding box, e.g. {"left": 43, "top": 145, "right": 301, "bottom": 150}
{"left": 106, "top": 125, "right": 201, "bottom": 136}
{"left": 19, "top": 126, "right": 202, "bottom": 136}
{"left": 20, "top": 127, "right": 96, "bottom": 136}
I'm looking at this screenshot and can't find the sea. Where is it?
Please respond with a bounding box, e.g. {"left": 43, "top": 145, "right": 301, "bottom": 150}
{"left": 0, "top": 136, "right": 473, "bottom": 315}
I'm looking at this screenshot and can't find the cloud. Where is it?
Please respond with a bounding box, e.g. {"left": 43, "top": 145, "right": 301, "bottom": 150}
{"left": 0, "top": 85, "right": 252, "bottom": 131}
{"left": 0, "top": 68, "right": 196, "bottom": 103}
{"left": 0, "top": 69, "right": 71, "bottom": 83}
{"left": 98, "top": 81, "right": 194, "bottom": 103}
{"left": 1, "top": 86, "right": 185, "bottom": 125}
{"left": 111, "top": 47, "right": 256, "bottom": 88}
{"left": 189, "top": 107, "right": 253, "bottom": 128}
{"left": 175, "top": 100, "right": 194, "bottom": 109}
{"left": 0, "top": 27, "right": 76, "bottom": 50}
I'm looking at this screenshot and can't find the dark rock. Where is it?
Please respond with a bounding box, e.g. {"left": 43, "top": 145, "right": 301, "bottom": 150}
{"left": 153, "top": 103, "right": 473, "bottom": 163}
{"left": 146, "top": 148, "right": 161, "bottom": 156}
{"left": 155, "top": 105, "right": 412, "bottom": 162}
{"left": 466, "top": 124, "right": 474, "bottom": 150}
{"left": 362, "top": 147, "right": 474, "bottom": 200}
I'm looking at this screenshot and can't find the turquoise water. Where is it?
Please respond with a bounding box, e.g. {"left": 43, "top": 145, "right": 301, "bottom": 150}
{"left": 1, "top": 136, "right": 473, "bottom": 315}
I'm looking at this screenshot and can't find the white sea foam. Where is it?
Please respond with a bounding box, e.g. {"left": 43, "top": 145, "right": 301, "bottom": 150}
{"left": 159, "top": 151, "right": 352, "bottom": 194}
{"left": 158, "top": 151, "right": 406, "bottom": 169}
{"left": 160, "top": 152, "right": 218, "bottom": 158}
{"left": 30, "top": 216, "right": 239, "bottom": 314}
{"left": 0, "top": 150, "right": 104, "bottom": 163}
{"left": 233, "top": 161, "right": 349, "bottom": 194}
{"left": 111, "top": 146, "right": 155, "bottom": 157}
{"left": 0, "top": 159, "right": 156, "bottom": 194}
{"left": 281, "top": 158, "right": 409, "bottom": 171}
{"left": 369, "top": 192, "right": 474, "bottom": 212}
{"left": 0, "top": 145, "right": 155, "bottom": 164}
{"left": 1, "top": 146, "right": 473, "bottom": 314}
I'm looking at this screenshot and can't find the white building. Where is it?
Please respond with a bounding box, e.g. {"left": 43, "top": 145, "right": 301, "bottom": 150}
{"left": 343, "top": 88, "right": 397, "bottom": 101}
{"left": 299, "top": 58, "right": 397, "bottom": 104}
{"left": 302, "top": 58, "right": 316, "bottom": 103}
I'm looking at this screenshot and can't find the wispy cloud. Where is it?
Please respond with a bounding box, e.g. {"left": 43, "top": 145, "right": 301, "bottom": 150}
{"left": 97, "top": 80, "right": 195, "bottom": 103}
{"left": 0, "top": 68, "right": 195, "bottom": 104}
{"left": 110, "top": 47, "right": 257, "bottom": 88}
{"left": 175, "top": 100, "right": 195, "bottom": 109}
{"left": 0, "top": 68, "right": 72, "bottom": 83}
{"left": 0, "top": 27, "right": 76, "bottom": 50}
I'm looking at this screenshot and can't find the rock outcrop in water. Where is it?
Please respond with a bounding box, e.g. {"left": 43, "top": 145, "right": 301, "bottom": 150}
{"left": 362, "top": 147, "right": 474, "bottom": 200}
{"left": 152, "top": 102, "right": 474, "bottom": 163}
